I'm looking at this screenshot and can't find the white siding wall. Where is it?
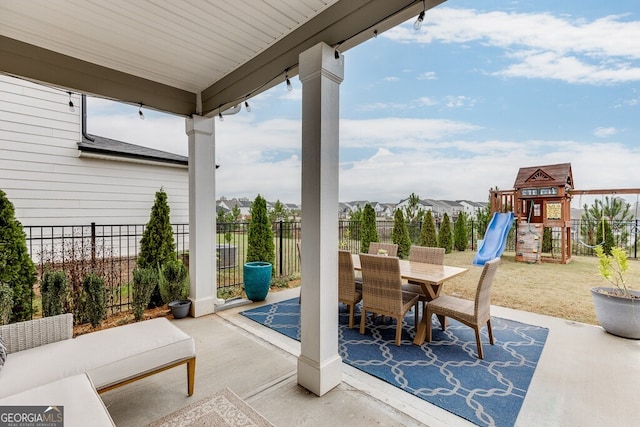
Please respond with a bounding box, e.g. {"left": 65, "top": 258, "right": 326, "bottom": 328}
{"left": 0, "top": 75, "right": 188, "bottom": 227}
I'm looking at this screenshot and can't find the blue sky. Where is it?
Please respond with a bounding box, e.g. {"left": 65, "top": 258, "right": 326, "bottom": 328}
{"left": 87, "top": 0, "right": 640, "bottom": 207}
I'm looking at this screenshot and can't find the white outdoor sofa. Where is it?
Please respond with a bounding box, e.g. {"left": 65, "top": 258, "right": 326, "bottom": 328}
{"left": 0, "top": 313, "right": 196, "bottom": 426}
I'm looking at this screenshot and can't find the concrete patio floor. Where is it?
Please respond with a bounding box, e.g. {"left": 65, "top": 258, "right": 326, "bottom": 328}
{"left": 102, "top": 287, "right": 640, "bottom": 426}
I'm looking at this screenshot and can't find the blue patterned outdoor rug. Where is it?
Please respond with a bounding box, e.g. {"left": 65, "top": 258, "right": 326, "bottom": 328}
{"left": 242, "top": 298, "right": 548, "bottom": 427}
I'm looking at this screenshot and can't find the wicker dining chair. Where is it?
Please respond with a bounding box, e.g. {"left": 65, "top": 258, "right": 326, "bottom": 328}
{"left": 359, "top": 254, "right": 419, "bottom": 346}
{"left": 367, "top": 242, "right": 398, "bottom": 257}
{"left": 338, "top": 250, "right": 363, "bottom": 329}
{"left": 425, "top": 258, "right": 501, "bottom": 359}
{"left": 402, "top": 246, "right": 446, "bottom": 325}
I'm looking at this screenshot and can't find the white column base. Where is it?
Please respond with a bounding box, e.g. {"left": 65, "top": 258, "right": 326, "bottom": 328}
{"left": 297, "top": 354, "right": 342, "bottom": 396}
{"left": 188, "top": 296, "right": 225, "bottom": 317}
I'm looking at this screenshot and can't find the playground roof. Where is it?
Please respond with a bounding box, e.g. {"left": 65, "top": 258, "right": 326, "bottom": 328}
{"left": 514, "top": 163, "right": 573, "bottom": 190}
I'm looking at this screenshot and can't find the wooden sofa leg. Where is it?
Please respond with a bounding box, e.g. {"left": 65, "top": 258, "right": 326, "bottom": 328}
{"left": 187, "top": 357, "right": 196, "bottom": 396}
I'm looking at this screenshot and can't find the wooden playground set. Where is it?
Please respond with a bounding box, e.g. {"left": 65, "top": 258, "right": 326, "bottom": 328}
{"left": 488, "top": 163, "right": 640, "bottom": 264}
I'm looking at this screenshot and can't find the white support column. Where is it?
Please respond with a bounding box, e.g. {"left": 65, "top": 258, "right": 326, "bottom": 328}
{"left": 297, "top": 42, "right": 344, "bottom": 396}
{"left": 186, "top": 115, "right": 224, "bottom": 317}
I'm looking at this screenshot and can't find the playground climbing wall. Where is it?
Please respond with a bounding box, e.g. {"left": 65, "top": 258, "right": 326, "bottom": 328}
{"left": 515, "top": 222, "right": 542, "bottom": 264}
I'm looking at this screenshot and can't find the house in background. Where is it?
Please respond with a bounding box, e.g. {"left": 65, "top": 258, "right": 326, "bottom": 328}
{"left": 0, "top": 75, "right": 188, "bottom": 227}
{"left": 458, "top": 200, "right": 487, "bottom": 219}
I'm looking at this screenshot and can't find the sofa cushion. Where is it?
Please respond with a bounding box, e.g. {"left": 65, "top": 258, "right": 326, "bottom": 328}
{"left": 79, "top": 317, "right": 195, "bottom": 390}
{"left": 0, "top": 335, "right": 6, "bottom": 371}
{"left": 0, "top": 317, "right": 195, "bottom": 398}
{"left": 0, "top": 374, "right": 115, "bottom": 427}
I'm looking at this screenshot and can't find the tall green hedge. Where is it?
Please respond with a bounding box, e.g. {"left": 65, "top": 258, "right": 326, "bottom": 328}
{"left": 0, "top": 189, "right": 37, "bottom": 322}
{"left": 392, "top": 208, "right": 412, "bottom": 259}
{"left": 453, "top": 213, "right": 468, "bottom": 251}
{"left": 419, "top": 210, "right": 438, "bottom": 247}
{"left": 438, "top": 213, "right": 453, "bottom": 254}
{"left": 246, "top": 195, "right": 275, "bottom": 269}
{"left": 360, "top": 203, "right": 379, "bottom": 254}
{"left": 138, "top": 188, "right": 176, "bottom": 307}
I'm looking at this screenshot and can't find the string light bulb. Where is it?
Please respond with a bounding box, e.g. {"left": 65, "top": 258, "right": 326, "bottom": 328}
{"left": 414, "top": 10, "right": 425, "bottom": 30}
{"left": 218, "top": 111, "right": 224, "bottom": 121}
{"left": 68, "top": 92, "right": 75, "bottom": 112}
{"left": 285, "top": 71, "right": 293, "bottom": 92}
{"left": 138, "top": 104, "right": 145, "bottom": 120}
{"left": 414, "top": 0, "right": 425, "bottom": 30}
{"left": 244, "top": 101, "right": 251, "bottom": 112}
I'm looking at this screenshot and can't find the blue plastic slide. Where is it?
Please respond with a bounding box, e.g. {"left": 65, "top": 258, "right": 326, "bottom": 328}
{"left": 472, "top": 212, "right": 515, "bottom": 266}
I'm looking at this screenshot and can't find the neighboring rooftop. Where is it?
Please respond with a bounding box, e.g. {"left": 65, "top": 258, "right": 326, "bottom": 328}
{"left": 79, "top": 134, "right": 188, "bottom": 166}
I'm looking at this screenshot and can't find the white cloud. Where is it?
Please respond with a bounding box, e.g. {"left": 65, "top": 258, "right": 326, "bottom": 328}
{"left": 385, "top": 8, "right": 640, "bottom": 84}
{"left": 417, "top": 97, "right": 438, "bottom": 107}
{"left": 340, "top": 118, "right": 481, "bottom": 148}
{"left": 418, "top": 71, "right": 438, "bottom": 80}
{"left": 356, "top": 95, "right": 475, "bottom": 112}
{"left": 443, "top": 95, "right": 478, "bottom": 109}
{"left": 593, "top": 127, "right": 617, "bottom": 137}
{"left": 383, "top": 76, "right": 400, "bottom": 82}
{"left": 85, "top": 99, "right": 640, "bottom": 207}
{"left": 339, "top": 138, "right": 640, "bottom": 204}
{"left": 87, "top": 103, "right": 188, "bottom": 156}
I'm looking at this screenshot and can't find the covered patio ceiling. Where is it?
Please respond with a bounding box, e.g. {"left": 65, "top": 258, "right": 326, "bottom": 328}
{"left": 0, "top": 0, "right": 445, "bottom": 117}
{"left": 1, "top": 0, "right": 448, "bottom": 397}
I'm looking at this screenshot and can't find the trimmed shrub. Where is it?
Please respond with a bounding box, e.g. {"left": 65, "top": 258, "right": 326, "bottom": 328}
{"left": 41, "top": 269, "right": 68, "bottom": 317}
{"left": 453, "top": 213, "right": 468, "bottom": 251}
{"left": 391, "top": 209, "right": 412, "bottom": 259}
{"left": 360, "top": 203, "right": 379, "bottom": 254}
{"left": 246, "top": 195, "right": 275, "bottom": 269}
{"left": 159, "top": 259, "right": 189, "bottom": 303}
{"left": 0, "top": 189, "right": 37, "bottom": 322}
{"left": 596, "top": 219, "right": 615, "bottom": 256}
{"left": 132, "top": 267, "right": 158, "bottom": 321}
{"left": 138, "top": 188, "right": 176, "bottom": 307}
{"left": 0, "top": 283, "right": 13, "bottom": 325}
{"left": 83, "top": 273, "right": 105, "bottom": 328}
{"left": 419, "top": 210, "right": 438, "bottom": 247}
{"left": 438, "top": 213, "right": 453, "bottom": 254}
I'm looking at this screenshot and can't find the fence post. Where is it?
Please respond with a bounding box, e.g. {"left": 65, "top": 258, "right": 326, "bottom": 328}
{"left": 635, "top": 219, "right": 638, "bottom": 260}
{"left": 471, "top": 219, "right": 475, "bottom": 250}
{"left": 91, "top": 222, "right": 96, "bottom": 266}
{"left": 279, "top": 220, "right": 284, "bottom": 275}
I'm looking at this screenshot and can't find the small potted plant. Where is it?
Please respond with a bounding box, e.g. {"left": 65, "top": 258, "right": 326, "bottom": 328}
{"left": 159, "top": 259, "right": 190, "bottom": 318}
{"left": 591, "top": 245, "right": 640, "bottom": 339}
{"left": 377, "top": 248, "right": 388, "bottom": 256}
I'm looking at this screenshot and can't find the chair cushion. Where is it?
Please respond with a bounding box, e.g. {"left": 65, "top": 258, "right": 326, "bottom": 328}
{"left": 428, "top": 295, "right": 476, "bottom": 324}
{"left": 402, "top": 283, "right": 426, "bottom": 301}
{"left": 0, "top": 374, "right": 115, "bottom": 426}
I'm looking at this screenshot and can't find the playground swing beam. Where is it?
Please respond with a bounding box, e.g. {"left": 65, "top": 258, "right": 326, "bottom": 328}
{"left": 571, "top": 188, "right": 640, "bottom": 249}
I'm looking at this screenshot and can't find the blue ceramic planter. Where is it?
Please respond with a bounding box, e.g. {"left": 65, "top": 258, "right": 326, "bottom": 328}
{"left": 243, "top": 261, "right": 272, "bottom": 301}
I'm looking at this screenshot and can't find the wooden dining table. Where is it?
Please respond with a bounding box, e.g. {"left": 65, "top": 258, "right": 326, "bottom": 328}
{"left": 351, "top": 254, "right": 468, "bottom": 345}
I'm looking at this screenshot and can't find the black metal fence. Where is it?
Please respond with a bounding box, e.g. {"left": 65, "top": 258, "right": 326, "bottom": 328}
{"left": 23, "top": 217, "right": 639, "bottom": 316}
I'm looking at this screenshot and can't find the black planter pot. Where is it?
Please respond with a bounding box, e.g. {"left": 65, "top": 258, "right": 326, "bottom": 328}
{"left": 168, "top": 300, "right": 192, "bottom": 319}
